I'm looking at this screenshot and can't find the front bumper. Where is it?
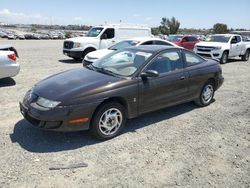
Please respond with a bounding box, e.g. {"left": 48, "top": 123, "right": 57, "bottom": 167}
{"left": 19, "top": 101, "right": 99, "bottom": 132}
{"left": 63, "top": 48, "right": 83, "bottom": 59}
{"left": 194, "top": 49, "right": 223, "bottom": 59}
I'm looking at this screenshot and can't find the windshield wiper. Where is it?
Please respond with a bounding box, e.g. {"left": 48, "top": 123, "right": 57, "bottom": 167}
{"left": 85, "top": 63, "right": 96, "bottom": 71}
{"left": 95, "top": 67, "right": 118, "bottom": 76}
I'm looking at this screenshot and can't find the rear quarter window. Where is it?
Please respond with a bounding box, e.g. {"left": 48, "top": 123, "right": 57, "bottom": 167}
{"left": 184, "top": 50, "right": 205, "bottom": 66}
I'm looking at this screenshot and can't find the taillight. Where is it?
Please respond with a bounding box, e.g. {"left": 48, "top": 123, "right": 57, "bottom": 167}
{"left": 8, "top": 54, "right": 16, "bottom": 61}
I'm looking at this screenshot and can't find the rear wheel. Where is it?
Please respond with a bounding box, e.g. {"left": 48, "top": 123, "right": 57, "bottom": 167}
{"left": 241, "top": 49, "right": 250, "bottom": 61}
{"left": 220, "top": 51, "right": 228, "bottom": 64}
{"left": 195, "top": 82, "right": 215, "bottom": 107}
{"left": 90, "top": 102, "right": 127, "bottom": 140}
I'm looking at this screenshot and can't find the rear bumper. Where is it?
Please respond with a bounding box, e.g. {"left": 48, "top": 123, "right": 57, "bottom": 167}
{"left": 19, "top": 100, "right": 99, "bottom": 132}
{"left": 0, "top": 64, "right": 20, "bottom": 79}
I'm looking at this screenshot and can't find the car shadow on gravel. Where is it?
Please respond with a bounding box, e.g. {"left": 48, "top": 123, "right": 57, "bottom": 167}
{"left": 124, "top": 102, "right": 197, "bottom": 133}
{"left": 0, "top": 77, "right": 16, "bottom": 87}
{"left": 58, "top": 59, "right": 82, "bottom": 64}
{"left": 10, "top": 121, "right": 100, "bottom": 153}
{"left": 227, "top": 58, "right": 246, "bottom": 64}
{"left": 10, "top": 102, "right": 200, "bottom": 153}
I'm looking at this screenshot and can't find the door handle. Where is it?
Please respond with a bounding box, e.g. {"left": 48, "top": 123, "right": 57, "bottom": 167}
{"left": 180, "top": 76, "right": 185, "bottom": 80}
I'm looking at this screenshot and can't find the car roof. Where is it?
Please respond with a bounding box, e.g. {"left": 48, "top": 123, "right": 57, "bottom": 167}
{"left": 120, "top": 37, "right": 163, "bottom": 42}
{"left": 125, "top": 45, "right": 178, "bottom": 53}
{"left": 212, "top": 34, "right": 239, "bottom": 37}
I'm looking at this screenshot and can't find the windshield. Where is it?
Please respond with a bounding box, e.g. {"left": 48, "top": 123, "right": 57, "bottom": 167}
{"left": 109, "top": 40, "right": 139, "bottom": 50}
{"left": 91, "top": 49, "right": 152, "bottom": 76}
{"left": 168, "top": 35, "right": 182, "bottom": 42}
{"left": 205, "top": 35, "right": 230, "bottom": 43}
{"left": 86, "top": 27, "right": 103, "bottom": 37}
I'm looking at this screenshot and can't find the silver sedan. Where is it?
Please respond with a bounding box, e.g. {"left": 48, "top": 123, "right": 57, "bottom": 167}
{"left": 0, "top": 46, "right": 20, "bottom": 79}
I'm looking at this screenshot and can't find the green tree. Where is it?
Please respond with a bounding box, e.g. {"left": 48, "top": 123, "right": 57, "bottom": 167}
{"left": 213, "top": 23, "right": 228, "bottom": 34}
{"left": 151, "top": 27, "right": 160, "bottom": 36}
{"left": 167, "top": 17, "right": 180, "bottom": 34}
{"left": 161, "top": 17, "right": 180, "bottom": 34}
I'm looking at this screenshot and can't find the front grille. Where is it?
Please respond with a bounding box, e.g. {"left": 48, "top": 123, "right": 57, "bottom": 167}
{"left": 25, "top": 113, "right": 40, "bottom": 126}
{"left": 196, "top": 46, "right": 215, "bottom": 52}
{"left": 64, "top": 41, "right": 74, "bottom": 49}
{"left": 197, "top": 53, "right": 211, "bottom": 58}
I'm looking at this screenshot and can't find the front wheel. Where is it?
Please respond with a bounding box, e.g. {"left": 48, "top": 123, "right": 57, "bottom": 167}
{"left": 195, "top": 82, "right": 215, "bottom": 107}
{"left": 220, "top": 51, "right": 228, "bottom": 64}
{"left": 90, "top": 102, "right": 127, "bottom": 140}
{"left": 241, "top": 49, "right": 249, "bottom": 61}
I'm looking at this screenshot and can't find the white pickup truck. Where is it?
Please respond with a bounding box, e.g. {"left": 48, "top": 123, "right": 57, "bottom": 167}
{"left": 194, "top": 34, "right": 250, "bottom": 64}
{"left": 63, "top": 24, "right": 151, "bottom": 60}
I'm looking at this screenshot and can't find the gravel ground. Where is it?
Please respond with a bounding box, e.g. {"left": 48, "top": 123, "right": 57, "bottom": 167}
{"left": 0, "top": 40, "right": 249, "bottom": 188}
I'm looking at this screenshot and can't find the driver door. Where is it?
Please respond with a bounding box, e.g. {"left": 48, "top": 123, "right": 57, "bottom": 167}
{"left": 229, "top": 36, "right": 241, "bottom": 57}
{"left": 99, "top": 28, "right": 115, "bottom": 49}
{"left": 138, "top": 49, "right": 189, "bottom": 114}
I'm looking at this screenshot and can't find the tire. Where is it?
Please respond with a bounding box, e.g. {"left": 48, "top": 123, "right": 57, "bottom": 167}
{"left": 241, "top": 49, "right": 250, "bottom": 61}
{"left": 82, "top": 48, "right": 95, "bottom": 59}
{"left": 220, "top": 51, "right": 228, "bottom": 64}
{"left": 195, "top": 81, "right": 215, "bottom": 107}
{"left": 73, "top": 57, "right": 81, "bottom": 61}
{"left": 90, "top": 102, "right": 127, "bottom": 140}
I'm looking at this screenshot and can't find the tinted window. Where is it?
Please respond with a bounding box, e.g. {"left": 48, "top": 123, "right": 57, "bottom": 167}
{"left": 146, "top": 51, "right": 182, "bottom": 74}
{"left": 236, "top": 36, "right": 241, "bottom": 42}
{"left": 141, "top": 41, "right": 154, "bottom": 45}
{"left": 154, "top": 40, "right": 172, "bottom": 46}
{"left": 109, "top": 40, "right": 139, "bottom": 50}
{"left": 187, "top": 36, "right": 197, "bottom": 42}
{"left": 102, "top": 28, "right": 115, "bottom": 39}
{"left": 184, "top": 51, "right": 204, "bottom": 66}
{"left": 231, "top": 36, "right": 237, "bottom": 43}
{"left": 182, "top": 37, "right": 188, "bottom": 42}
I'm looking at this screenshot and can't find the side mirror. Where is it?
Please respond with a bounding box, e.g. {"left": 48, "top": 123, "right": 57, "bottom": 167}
{"left": 141, "top": 70, "right": 159, "bottom": 78}
{"left": 101, "top": 33, "right": 108, "bottom": 40}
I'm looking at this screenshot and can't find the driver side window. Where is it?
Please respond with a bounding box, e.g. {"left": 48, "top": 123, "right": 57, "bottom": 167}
{"left": 102, "top": 28, "right": 115, "bottom": 39}
{"left": 146, "top": 50, "right": 182, "bottom": 74}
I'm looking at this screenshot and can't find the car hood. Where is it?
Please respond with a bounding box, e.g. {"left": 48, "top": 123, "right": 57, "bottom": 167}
{"left": 33, "top": 68, "right": 122, "bottom": 103}
{"left": 85, "top": 49, "right": 113, "bottom": 60}
{"left": 196, "top": 42, "right": 228, "bottom": 47}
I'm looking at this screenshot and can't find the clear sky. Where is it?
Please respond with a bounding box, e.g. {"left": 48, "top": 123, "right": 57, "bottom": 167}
{"left": 0, "top": 0, "right": 249, "bottom": 29}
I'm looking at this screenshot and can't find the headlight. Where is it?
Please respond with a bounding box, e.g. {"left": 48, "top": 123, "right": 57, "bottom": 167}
{"left": 36, "top": 97, "right": 60, "bottom": 108}
{"left": 213, "top": 46, "right": 222, "bottom": 50}
{"left": 74, "top": 42, "right": 81, "bottom": 48}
